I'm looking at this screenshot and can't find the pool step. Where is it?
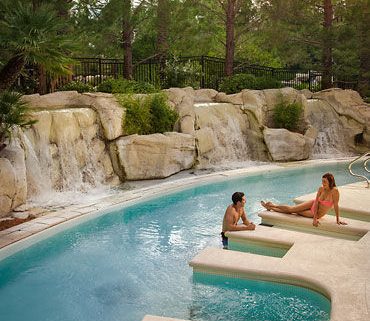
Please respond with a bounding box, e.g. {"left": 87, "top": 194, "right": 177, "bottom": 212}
{"left": 258, "top": 211, "right": 369, "bottom": 241}
{"left": 188, "top": 233, "right": 370, "bottom": 321}
{"left": 294, "top": 182, "right": 370, "bottom": 222}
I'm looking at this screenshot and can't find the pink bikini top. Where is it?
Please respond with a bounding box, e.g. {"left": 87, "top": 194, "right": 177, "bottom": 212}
{"left": 317, "top": 199, "right": 334, "bottom": 207}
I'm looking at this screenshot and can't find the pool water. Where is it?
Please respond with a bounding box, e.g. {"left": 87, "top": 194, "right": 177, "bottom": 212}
{"left": 0, "top": 162, "right": 361, "bottom": 321}
{"left": 228, "top": 239, "right": 290, "bottom": 257}
{"left": 192, "top": 273, "right": 330, "bottom": 321}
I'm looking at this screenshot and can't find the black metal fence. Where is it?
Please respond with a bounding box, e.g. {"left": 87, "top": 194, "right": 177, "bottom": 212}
{"left": 70, "top": 56, "right": 358, "bottom": 92}
{"left": 17, "top": 56, "right": 359, "bottom": 93}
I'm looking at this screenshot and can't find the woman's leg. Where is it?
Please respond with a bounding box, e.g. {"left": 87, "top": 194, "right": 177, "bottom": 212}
{"left": 262, "top": 200, "right": 314, "bottom": 215}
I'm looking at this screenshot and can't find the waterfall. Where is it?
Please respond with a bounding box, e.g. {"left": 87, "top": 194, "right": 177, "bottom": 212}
{"left": 306, "top": 99, "right": 353, "bottom": 159}
{"left": 20, "top": 109, "right": 116, "bottom": 208}
{"left": 194, "top": 103, "right": 259, "bottom": 168}
{"left": 311, "top": 128, "right": 351, "bottom": 159}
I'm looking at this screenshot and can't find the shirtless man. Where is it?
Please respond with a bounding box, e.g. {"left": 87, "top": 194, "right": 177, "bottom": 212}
{"left": 221, "top": 192, "right": 256, "bottom": 249}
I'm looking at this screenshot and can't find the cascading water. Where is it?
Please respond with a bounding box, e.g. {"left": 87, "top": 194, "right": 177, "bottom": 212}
{"left": 194, "top": 103, "right": 262, "bottom": 168}
{"left": 306, "top": 99, "right": 353, "bottom": 159}
{"left": 21, "top": 108, "right": 116, "bottom": 208}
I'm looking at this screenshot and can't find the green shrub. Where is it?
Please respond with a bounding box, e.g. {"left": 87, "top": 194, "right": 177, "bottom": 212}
{"left": 116, "top": 93, "right": 178, "bottom": 135}
{"left": 219, "top": 73, "right": 281, "bottom": 94}
{"left": 59, "top": 81, "right": 95, "bottom": 93}
{"left": 116, "top": 95, "right": 152, "bottom": 135}
{"left": 273, "top": 99, "right": 303, "bottom": 131}
{"left": 96, "top": 78, "right": 114, "bottom": 93}
{"left": 255, "top": 76, "right": 282, "bottom": 90}
{"left": 0, "top": 91, "right": 36, "bottom": 151}
{"left": 150, "top": 94, "right": 178, "bottom": 133}
{"left": 97, "top": 78, "right": 158, "bottom": 94}
{"left": 219, "top": 74, "right": 256, "bottom": 94}
{"left": 163, "top": 57, "right": 202, "bottom": 89}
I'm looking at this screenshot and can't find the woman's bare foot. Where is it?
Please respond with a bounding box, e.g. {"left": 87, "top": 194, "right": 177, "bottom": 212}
{"left": 261, "top": 201, "right": 272, "bottom": 211}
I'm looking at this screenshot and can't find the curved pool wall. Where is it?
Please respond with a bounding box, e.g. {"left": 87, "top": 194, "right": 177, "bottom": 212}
{"left": 0, "top": 159, "right": 362, "bottom": 320}
{"left": 0, "top": 159, "right": 360, "bottom": 261}
{"left": 191, "top": 272, "right": 331, "bottom": 321}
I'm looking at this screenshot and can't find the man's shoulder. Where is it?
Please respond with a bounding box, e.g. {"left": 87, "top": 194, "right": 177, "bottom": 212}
{"left": 226, "top": 204, "right": 235, "bottom": 213}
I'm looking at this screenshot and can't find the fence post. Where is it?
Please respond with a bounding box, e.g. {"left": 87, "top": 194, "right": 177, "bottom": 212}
{"left": 200, "top": 55, "right": 205, "bottom": 88}
{"left": 98, "top": 58, "right": 102, "bottom": 85}
{"left": 308, "top": 69, "right": 312, "bottom": 91}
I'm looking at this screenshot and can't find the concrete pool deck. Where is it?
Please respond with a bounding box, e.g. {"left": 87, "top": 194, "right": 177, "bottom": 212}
{"left": 189, "top": 182, "right": 370, "bottom": 321}
{"left": 0, "top": 159, "right": 369, "bottom": 321}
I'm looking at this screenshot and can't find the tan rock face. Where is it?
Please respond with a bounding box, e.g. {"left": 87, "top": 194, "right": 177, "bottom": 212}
{"left": 84, "top": 93, "right": 124, "bottom": 140}
{"left": 163, "top": 88, "right": 195, "bottom": 134}
{"left": 109, "top": 133, "right": 196, "bottom": 180}
{"left": 194, "top": 89, "right": 218, "bottom": 102}
{"left": 22, "top": 107, "right": 119, "bottom": 193}
{"left": 262, "top": 87, "right": 309, "bottom": 133}
{"left": 0, "top": 158, "right": 16, "bottom": 216}
{"left": 0, "top": 141, "right": 27, "bottom": 215}
{"left": 0, "top": 88, "right": 367, "bottom": 216}
{"left": 194, "top": 103, "right": 269, "bottom": 167}
{"left": 263, "top": 128, "right": 311, "bottom": 161}
{"left": 21, "top": 91, "right": 89, "bottom": 109}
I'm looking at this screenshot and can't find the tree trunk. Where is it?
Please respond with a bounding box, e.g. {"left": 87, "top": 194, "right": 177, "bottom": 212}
{"left": 224, "top": 0, "right": 236, "bottom": 77}
{"left": 322, "top": 0, "right": 333, "bottom": 89}
{"left": 122, "top": 0, "right": 133, "bottom": 80}
{"left": 358, "top": 1, "right": 370, "bottom": 97}
{"left": 0, "top": 55, "right": 26, "bottom": 93}
{"left": 157, "top": 0, "right": 170, "bottom": 84}
{"left": 37, "top": 65, "right": 47, "bottom": 95}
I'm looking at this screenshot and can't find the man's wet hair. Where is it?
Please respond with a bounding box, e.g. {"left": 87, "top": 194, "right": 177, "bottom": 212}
{"left": 232, "top": 192, "right": 245, "bottom": 205}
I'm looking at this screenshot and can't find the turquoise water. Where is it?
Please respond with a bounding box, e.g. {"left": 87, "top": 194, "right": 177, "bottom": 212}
{"left": 228, "top": 239, "right": 290, "bottom": 257}
{"left": 0, "top": 163, "right": 362, "bottom": 321}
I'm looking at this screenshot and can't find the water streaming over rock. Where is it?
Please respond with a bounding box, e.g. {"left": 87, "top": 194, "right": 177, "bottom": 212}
{"left": 21, "top": 108, "right": 117, "bottom": 207}
{"left": 306, "top": 99, "right": 354, "bottom": 159}
{"left": 194, "top": 103, "right": 266, "bottom": 168}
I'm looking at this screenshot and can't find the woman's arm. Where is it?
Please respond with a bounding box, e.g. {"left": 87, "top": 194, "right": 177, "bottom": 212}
{"left": 333, "top": 189, "right": 347, "bottom": 225}
{"left": 312, "top": 187, "right": 322, "bottom": 227}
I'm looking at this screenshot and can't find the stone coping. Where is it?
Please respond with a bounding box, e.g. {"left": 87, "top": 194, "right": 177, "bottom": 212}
{"left": 0, "top": 157, "right": 366, "bottom": 321}
{"left": 294, "top": 181, "right": 370, "bottom": 221}
{"left": 188, "top": 188, "right": 370, "bottom": 321}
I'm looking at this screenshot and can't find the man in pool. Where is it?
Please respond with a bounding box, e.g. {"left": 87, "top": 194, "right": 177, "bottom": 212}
{"left": 221, "top": 192, "right": 256, "bottom": 249}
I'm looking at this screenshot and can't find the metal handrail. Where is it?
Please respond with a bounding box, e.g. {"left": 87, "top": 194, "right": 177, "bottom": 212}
{"left": 364, "top": 157, "right": 370, "bottom": 173}
{"left": 348, "top": 152, "right": 370, "bottom": 188}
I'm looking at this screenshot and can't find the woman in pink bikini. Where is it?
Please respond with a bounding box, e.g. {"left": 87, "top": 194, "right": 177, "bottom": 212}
{"left": 261, "top": 173, "right": 348, "bottom": 227}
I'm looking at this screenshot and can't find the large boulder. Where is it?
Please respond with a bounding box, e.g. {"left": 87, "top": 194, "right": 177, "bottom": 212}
{"left": 0, "top": 140, "right": 27, "bottom": 216}
{"left": 109, "top": 132, "right": 196, "bottom": 180}
{"left": 163, "top": 88, "right": 195, "bottom": 134}
{"left": 23, "top": 91, "right": 125, "bottom": 141}
{"left": 21, "top": 91, "right": 90, "bottom": 109}
{"left": 263, "top": 128, "right": 312, "bottom": 161}
{"left": 312, "top": 88, "right": 370, "bottom": 151}
{"left": 84, "top": 93, "right": 124, "bottom": 141}
{"left": 194, "top": 89, "right": 218, "bottom": 102}
{"left": 312, "top": 89, "right": 367, "bottom": 125}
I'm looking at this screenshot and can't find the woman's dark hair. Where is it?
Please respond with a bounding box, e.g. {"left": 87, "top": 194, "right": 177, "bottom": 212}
{"left": 232, "top": 192, "right": 245, "bottom": 205}
{"left": 322, "top": 173, "right": 336, "bottom": 189}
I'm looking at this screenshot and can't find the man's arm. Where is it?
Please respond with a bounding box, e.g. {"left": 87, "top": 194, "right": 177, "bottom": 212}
{"left": 241, "top": 209, "right": 250, "bottom": 226}
{"left": 224, "top": 208, "right": 255, "bottom": 231}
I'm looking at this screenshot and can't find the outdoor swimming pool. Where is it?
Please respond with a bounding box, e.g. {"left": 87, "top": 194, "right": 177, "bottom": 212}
{"left": 0, "top": 162, "right": 361, "bottom": 321}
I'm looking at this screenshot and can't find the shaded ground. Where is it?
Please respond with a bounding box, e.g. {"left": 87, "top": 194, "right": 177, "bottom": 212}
{"left": 0, "top": 216, "right": 35, "bottom": 231}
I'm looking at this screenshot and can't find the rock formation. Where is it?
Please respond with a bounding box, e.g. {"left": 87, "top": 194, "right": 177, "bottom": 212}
{"left": 0, "top": 88, "right": 368, "bottom": 216}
